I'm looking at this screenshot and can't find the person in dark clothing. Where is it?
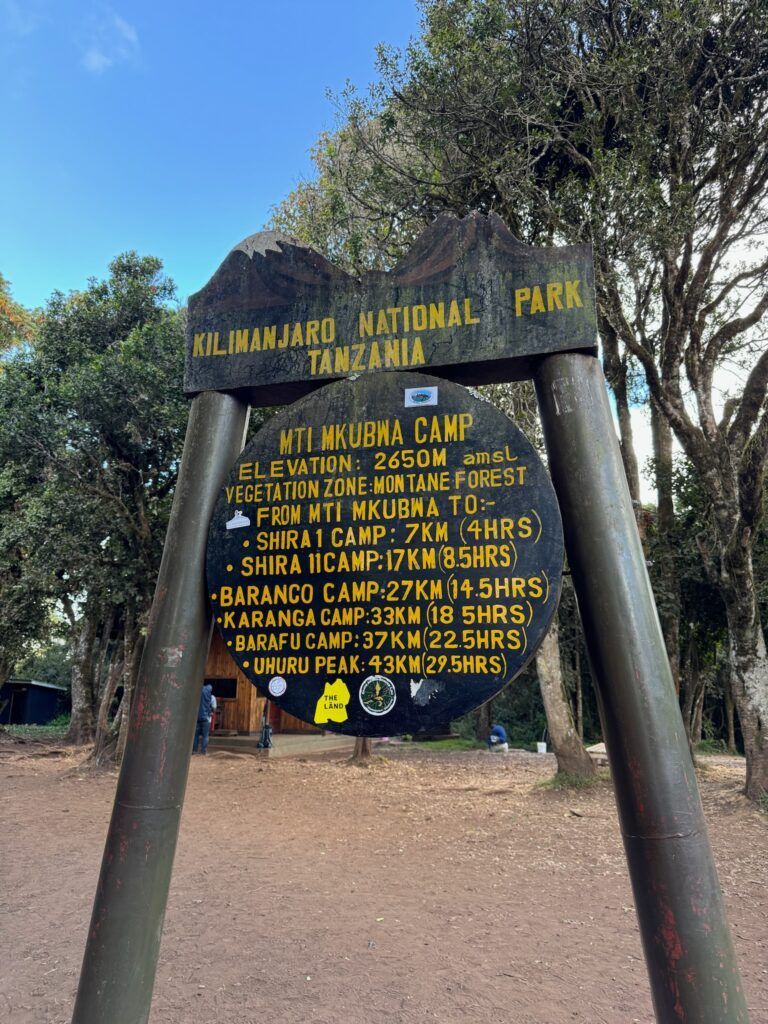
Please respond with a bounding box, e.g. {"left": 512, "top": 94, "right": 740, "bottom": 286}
{"left": 487, "top": 722, "right": 509, "bottom": 753}
{"left": 193, "top": 682, "right": 216, "bottom": 754}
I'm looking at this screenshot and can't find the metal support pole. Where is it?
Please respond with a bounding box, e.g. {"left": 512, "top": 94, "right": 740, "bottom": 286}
{"left": 535, "top": 352, "right": 748, "bottom": 1023}
{"left": 72, "top": 390, "right": 250, "bottom": 1024}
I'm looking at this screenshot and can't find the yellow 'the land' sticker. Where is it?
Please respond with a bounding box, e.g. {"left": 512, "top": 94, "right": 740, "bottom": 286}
{"left": 314, "top": 679, "right": 351, "bottom": 724}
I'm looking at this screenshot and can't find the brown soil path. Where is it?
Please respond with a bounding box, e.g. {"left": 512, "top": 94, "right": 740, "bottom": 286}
{"left": 1, "top": 743, "right": 766, "bottom": 1023}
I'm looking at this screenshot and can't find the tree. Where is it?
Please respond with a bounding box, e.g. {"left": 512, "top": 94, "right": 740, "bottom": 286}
{"left": 0, "top": 254, "right": 188, "bottom": 752}
{"left": 535, "top": 619, "right": 596, "bottom": 777}
{"left": 0, "top": 273, "right": 38, "bottom": 352}
{"left": 272, "top": 0, "right": 768, "bottom": 800}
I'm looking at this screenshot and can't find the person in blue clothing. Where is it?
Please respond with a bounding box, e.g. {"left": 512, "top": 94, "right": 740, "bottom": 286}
{"left": 192, "top": 682, "right": 216, "bottom": 755}
{"left": 487, "top": 722, "right": 509, "bottom": 753}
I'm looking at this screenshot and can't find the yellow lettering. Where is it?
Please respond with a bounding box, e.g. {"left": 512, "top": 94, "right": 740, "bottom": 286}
{"left": 530, "top": 286, "right": 545, "bottom": 314}
{"left": 546, "top": 282, "right": 563, "bottom": 310}
{"left": 359, "top": 311, "right": 374, "bottom": 337}
{"left": 321, "top": 318, "right": 335, "bottom": 343}
{"left": 464, "top": 298, "right": 480, "bottom": 324}
{"left": 334, "top": 347, "right": 350, "bottom": 372}
{"left": 413, "top": 305, "right": 428, "bottom": 331}
{"left": 515, "top": 287, "right": 530, "bottom": 316}
{"left": 428, "top": 303, "right": 445, "bottom": 329}
{"left": 565, "top": 280, "right": 583, "bottom": 308}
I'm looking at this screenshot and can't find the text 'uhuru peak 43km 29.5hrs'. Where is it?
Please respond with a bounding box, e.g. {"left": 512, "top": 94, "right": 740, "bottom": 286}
{"left": 206, "top": 372, "right": 564, "bottom": 735}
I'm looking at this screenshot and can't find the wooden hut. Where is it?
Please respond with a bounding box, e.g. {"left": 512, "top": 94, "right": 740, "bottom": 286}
{"left": 204, "top": 631, "right": 318, "bottom": 736}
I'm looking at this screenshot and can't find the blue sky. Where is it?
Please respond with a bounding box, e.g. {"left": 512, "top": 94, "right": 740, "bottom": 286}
{"left": 0, "top": 0, "right": 421, "bottom": 309}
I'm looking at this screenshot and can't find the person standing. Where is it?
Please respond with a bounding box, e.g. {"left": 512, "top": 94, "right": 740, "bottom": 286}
{"left": 193, "top": 682, "right": 216, "bottom": 755}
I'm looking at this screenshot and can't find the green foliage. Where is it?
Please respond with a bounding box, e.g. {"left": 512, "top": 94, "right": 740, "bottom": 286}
{"left": 0, "top": 253, "right": 187, "bottom": 679}
{"left": 541, "top": 771, "right": 600, "bottom": 792}
{"left": 272, "top": 0, "right": 768, "bottom": 790}
{"left": 408, "top": 737, "right": 485, "bottom": 751}
{"left": 16, "top": 641, "right": 72, "bottom": 689}
{"left": 695, "top": 738, "right": 727, "bottom": 755}
{"left": 0, "top": 273, "right": 38, "bottom": 352}
{"left": 454, "top": 667, "right": 548, "bottom": 746}
{"left": 5, "top": 714, "right": 70, "bottom": 740}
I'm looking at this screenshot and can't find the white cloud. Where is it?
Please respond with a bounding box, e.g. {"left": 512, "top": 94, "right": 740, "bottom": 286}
{"left": 79, "top": 7, "right": 139, "bottom": 75}
{"left": 82, "top": 47, "right": 113, "bottom": 74}
{"left": 112, "top": 14, "right": 138, "bottom": 47}
{"left": 0, "top": 0, "right": 47, "bottom": 36}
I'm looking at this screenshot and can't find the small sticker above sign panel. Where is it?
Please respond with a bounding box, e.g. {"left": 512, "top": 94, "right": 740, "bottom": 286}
{"left": 186, "top": 212, "right": 597, "bottom": 405}
{"left": 206, "top": 371, "right": 564, "bottom": 736}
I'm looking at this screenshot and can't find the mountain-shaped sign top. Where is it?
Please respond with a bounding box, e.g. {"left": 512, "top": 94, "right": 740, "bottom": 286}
{"left": 185, "top": 212, "right": 596, "bottom": 406}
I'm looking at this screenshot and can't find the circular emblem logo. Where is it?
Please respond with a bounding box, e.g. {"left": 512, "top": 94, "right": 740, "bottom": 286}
{"left": 359, "top": 675, "right": 396, "bottom": 716}
{"left": 268, "top": 676, "right": 287, "bottom": 697}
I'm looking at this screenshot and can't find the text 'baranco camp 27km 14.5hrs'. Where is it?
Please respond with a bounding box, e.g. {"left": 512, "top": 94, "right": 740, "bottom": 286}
{"left": 206, "top": 372, "right": 564, "bottom": 736}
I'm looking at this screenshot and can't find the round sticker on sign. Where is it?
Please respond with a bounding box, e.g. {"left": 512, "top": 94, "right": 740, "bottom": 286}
{"left": 268, "top": 676, "right": 287, "bottom": 697}
{"left": 359, "top": 675, "right": 397, "bottom": 716}
{"left": 206, "top": 370, "right": 564, "bottom": 737}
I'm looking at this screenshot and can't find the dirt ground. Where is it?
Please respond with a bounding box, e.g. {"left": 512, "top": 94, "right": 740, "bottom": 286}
{"left": 1, "top": 740, "right": 766, "bottom": 1024}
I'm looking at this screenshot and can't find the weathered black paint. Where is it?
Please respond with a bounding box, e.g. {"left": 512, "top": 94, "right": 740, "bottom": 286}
{"left": 186, "top": 213, "right": 597, "bottom": 404}
{"left": 206, "top": 372, "right": 564, "bottom": 735}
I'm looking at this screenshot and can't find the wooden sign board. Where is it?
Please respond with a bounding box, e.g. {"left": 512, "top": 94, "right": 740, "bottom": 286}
{"left": 206, "top": 371, "right": 564, "bottom": 735}
{"left": 186, "top": 212, "right": 597, "bottom": 406}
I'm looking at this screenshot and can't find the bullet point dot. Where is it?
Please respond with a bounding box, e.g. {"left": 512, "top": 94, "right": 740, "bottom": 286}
{"left": 243, "top": 661, "right": 249, "bottom": 668}
{"left": 216, "top": 617, "right": 222, "bottom": 624}
{"left": 211, "top": 593, "right": 217, "bottom": 601}
{"left": 243, "top": 540, "right": 250, "bottom": 548}
{"left": 226, "top": 564, "right": 233, "bottom": 571}
{"left": 227, "top": 641, "right": 232, "bottom": 647}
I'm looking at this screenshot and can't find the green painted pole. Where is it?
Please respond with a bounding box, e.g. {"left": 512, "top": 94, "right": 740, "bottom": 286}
{"left": 72, "top": 390, "right": 250, "bottom": 1024}
{"left": 535, "top": 352, "right": 748, "bottom": 1023}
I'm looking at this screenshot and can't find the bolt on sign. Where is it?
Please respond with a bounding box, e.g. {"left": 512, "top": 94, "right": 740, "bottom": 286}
{"left": 206, "top": 371, "right": 564, "bottom": 735}
{"left": 185, "top": 212, "right": 597, "bottom": 404}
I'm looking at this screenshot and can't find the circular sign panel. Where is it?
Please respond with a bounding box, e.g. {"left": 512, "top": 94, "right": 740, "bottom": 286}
{"left": 207, "top": 371, "right": 563, "bottom": 735}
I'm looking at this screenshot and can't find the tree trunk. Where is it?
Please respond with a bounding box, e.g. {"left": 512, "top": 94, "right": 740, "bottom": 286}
{"left": 651, "top": 402, "right": 681, "bottom": 692}
{"left": 723, "top": 587, "right": 768, "bottom": 801}
{"left": 574, "top": 645, "right": 584, "bottom": 742}
{"left": 351, "top": 736, "right": 372, "bottom": 761}
{"left": 0, "top": 656, "right": 14, "bottom": 693}
{"left": 535, "top": 620, "right": 595, "bottom": 778}
{"left": 724, "top": 669, "right": 737, "bottom": 755}
{"left": 116, "top": 614, "right": 143, "bottom": 764}
{"left": 65, "top": 613, "right": 98, "bottom": 745}
{"left": 475, "top": 698, "right": 493, "bottom": 742}
{"left": 601, "top": 335, "right": 641, "bottom": 506}
{"left": 680, "top": 630, "right": 704, "bottom": 754}
{"left": 90, "top": 646, "right": 125, "bottom": 765}
{"left": 92, "top": 609, "right": 115, "bottom": 706}
{"left": 692, "top": 680, "right": 706, "bottom": 748}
